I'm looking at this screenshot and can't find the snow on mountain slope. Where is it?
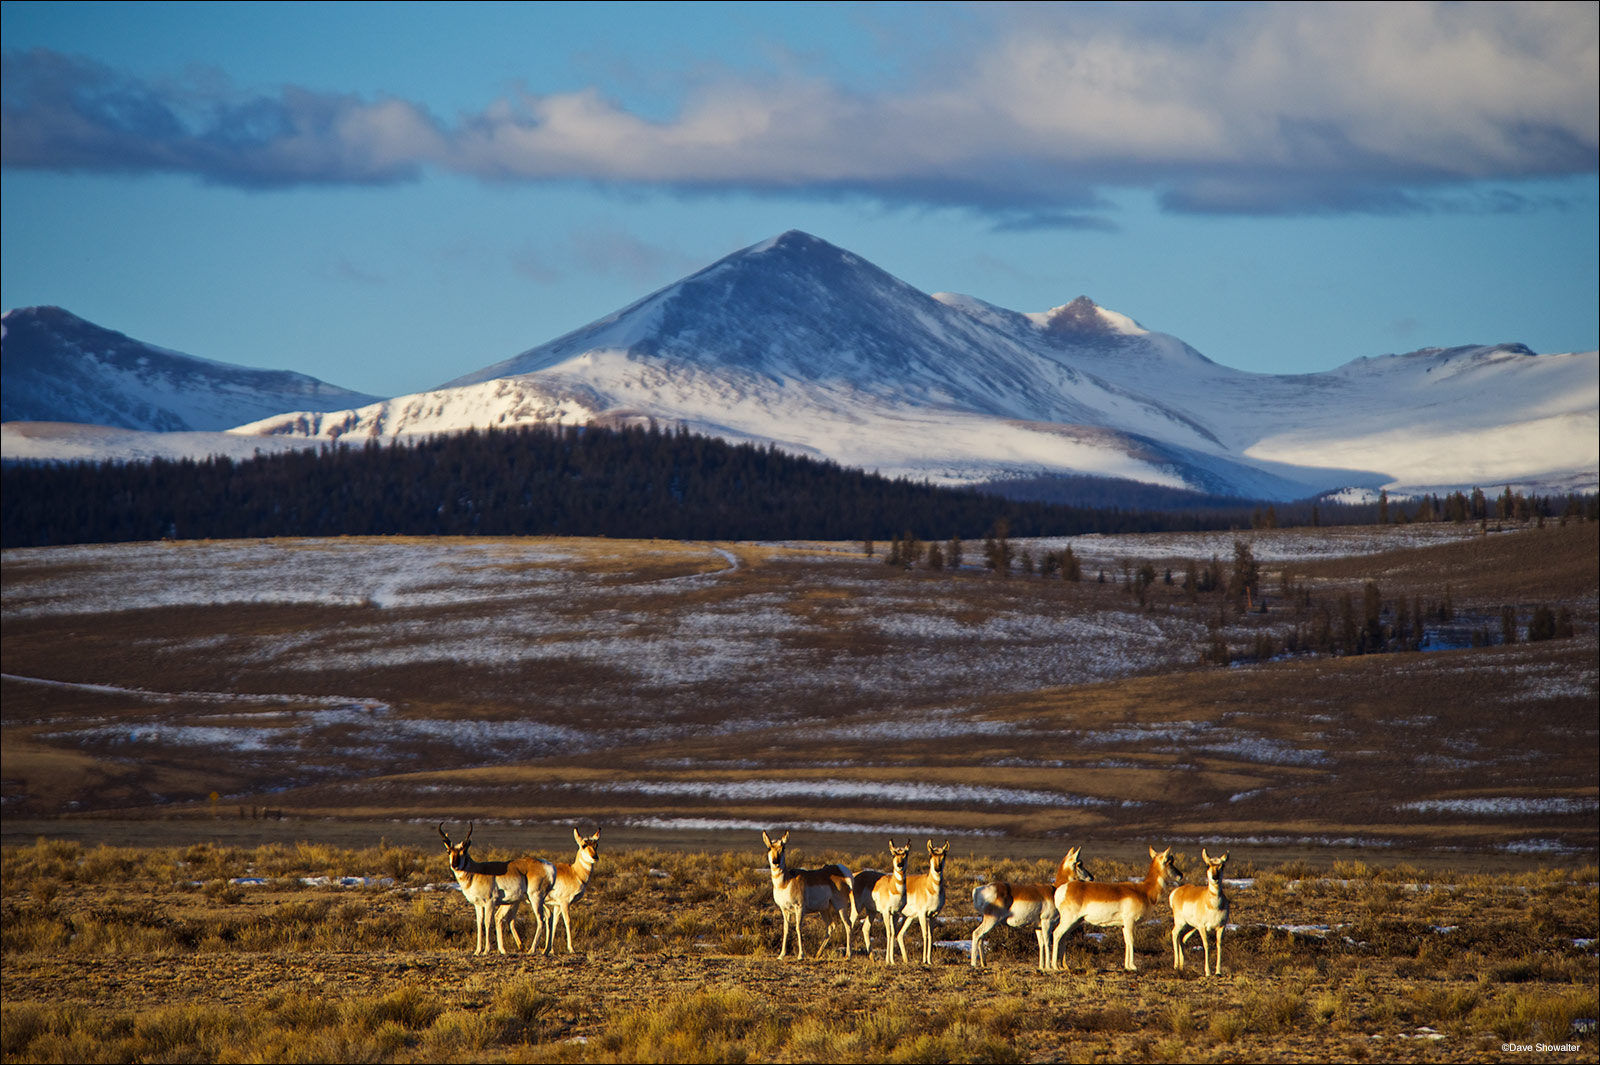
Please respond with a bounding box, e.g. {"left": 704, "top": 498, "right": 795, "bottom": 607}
{"left": 7, "top": 234, "right": 1595, "bottom": 501}
{"left": 2, "top": 306, "right": 380, "bottom": 432}
{"left": 0, "top": 421, "right": 328, "bottom": 464}
{"left": 242, "top": 231, "right": 1592, "bottom": 498}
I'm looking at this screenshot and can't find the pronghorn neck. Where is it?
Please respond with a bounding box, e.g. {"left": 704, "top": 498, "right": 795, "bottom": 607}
{"left": 1141, "top": 847, "right": 1180, "bottom": 902}
{"left": 1203, "top": 853, "right": 1227, "bottom": 900}
{"left": 566, "top": 832, "right": 600, "bottom": 886}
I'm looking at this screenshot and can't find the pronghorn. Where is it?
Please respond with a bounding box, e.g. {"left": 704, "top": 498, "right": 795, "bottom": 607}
{"left": 762, "top": 830, "right": 855, "bottom": 959}
{"left": 896, "top": 839, "right": 950, "bottom": 966}
{"left": 541, "top": 827, "right": 601, "bottom": 954}
{"left": 1051, "top": 845, "right": 1183, "bottom": 971}
{"left": 971, "top": 846, "right": 1094, "bottom": 970}
{"left": 1171, "top": 849, "right": 1230, "bottom": 976}
{"left": 438, "top": 823, "right": 553, "bottom": 956}
{"left": 852, "top": 840, "right": 910, "bottom": 963}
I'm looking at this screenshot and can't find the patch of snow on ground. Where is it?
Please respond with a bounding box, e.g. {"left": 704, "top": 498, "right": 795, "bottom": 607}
{"left": 620, "top": 816, "right": 994, "bottom": 836}
{"left": 577, "top": 779, "right": 1108, "bottom": 807}
{"left": 1404, "top": 798, "right": 1598, "bottom": 816}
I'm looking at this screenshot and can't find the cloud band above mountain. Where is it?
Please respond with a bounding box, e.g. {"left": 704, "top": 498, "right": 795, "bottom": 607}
{"left": 3, "top": 3, "right": 1595, "bottom": 216}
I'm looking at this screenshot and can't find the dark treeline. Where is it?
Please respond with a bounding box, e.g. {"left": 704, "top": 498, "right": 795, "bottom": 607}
{"left": 7, "top": 425, "right": 1594, "bottom": 549}
{"left": 5, "top": 423, "right": 1281, "bottom": 548}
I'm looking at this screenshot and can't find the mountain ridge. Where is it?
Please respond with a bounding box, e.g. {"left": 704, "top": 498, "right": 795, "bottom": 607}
{"left": 2, "top": 305, "right": 381, "bottom": 432}
{"left": 4, "top": 232, "right": 1595, "bottom": 501}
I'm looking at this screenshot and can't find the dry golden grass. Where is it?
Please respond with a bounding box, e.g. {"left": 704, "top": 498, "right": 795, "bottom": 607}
{"left": 2, "top": 840, "right": 1595, "bottom": 1062}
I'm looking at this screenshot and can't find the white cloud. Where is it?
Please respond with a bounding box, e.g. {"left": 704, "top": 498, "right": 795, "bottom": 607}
{"left": 4, "top": 3, "right": 1594, "bottom": 214}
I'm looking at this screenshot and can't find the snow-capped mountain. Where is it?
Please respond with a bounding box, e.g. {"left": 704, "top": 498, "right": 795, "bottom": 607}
{"left": 1, "top": 306, "right": 380, "bottom": 432}
{"left": 235, "top": 231, "right": 1596, "bottom": 499}
{"left": 6, "top": 234, "right": 1595, "bottom": 500}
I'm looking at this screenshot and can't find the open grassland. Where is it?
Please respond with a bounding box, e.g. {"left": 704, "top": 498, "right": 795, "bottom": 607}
{"left": 3, "top": 521, "right": 1596, "bottom": 1060}
{"left": 2, "top": 523, "right": 1596, "bottom": 857}
{"left": 2, "top": 838, "right": 1596, "bottom": 1063}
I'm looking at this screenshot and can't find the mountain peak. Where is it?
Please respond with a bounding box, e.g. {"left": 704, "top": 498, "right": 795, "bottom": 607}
{"left": 1025, "top": 296, "right": 1148, "bottom": 341}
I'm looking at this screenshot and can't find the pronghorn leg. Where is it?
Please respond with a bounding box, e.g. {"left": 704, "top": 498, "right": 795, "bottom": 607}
{"left": 795, "top": 911, "right": 806, "bottom": 959}
{"left": 971, "top": 915, "right": 997, "bottom": 968}
{"left": 882, "top": 913, "right": 897, "bottom": 964}
{"left": 1122, "top": 916, "right": 1138, "bottom": 971}
{"left": 894, "top": 916, "right": 912, "bottom": 964}
{"left": 1211, "top": 927, "right": 1223, "bottom": 976}
{"left": 920, "top": 916, "right": 933, "bottom": 965}
{"left": 1172, "top": 922, "right": 1186, "bottom": 970}
{"left": 860, "top": 914, "right": 872, "bottom": 957}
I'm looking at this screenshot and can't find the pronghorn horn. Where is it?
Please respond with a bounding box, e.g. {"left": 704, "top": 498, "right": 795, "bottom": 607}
{"left": 438, "top": 823, "right": 450, "bottom": 844}
{"left": 464, "top": 822, "right": 473, "bottom": 843}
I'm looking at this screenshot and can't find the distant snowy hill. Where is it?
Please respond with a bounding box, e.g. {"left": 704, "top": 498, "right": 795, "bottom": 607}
{"left": 237, "top": 231, "right": 1598, "bottom": 500}
{"left": 6, "top": 235, "right": 1595, "bottom": 501}
{"left": 1, "top": 306, "right": 380, "bottom": 432}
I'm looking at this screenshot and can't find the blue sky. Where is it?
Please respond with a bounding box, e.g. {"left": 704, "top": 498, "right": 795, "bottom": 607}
{"left": 3, "top": 1, "right": 1596, "bottom": 397}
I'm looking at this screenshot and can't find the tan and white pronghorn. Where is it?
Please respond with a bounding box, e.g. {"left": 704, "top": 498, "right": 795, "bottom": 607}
{"left": 540, "top": 827, "right": 601, "bottom": 954}
{"left": 762, "top": 830, "right": 855, "bottom": 959}
{"left": 438, "top": 822, "right": 554, "bottom": 956}
{"left": 896, "top": 839, "right": 950, "bottom": 966}
{"left": 971, "top": 846, "right": 1094, "bottom": 969}
{"left": 852, "top": 840, "right": 910, "bottom": 963}
{"left": 1051, "top": 845, "right": 1183, "bottom": 971}
{"left": 1170, "top": 849, "right": 1230, "bottom": 976}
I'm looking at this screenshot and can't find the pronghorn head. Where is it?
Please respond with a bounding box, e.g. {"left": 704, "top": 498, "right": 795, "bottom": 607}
{"left": 574, "top": 827, "right": 601, "bottom": 862}
{"left": 1064, "top": 845, "right": 1095, "bottom": 883}
{"left": 1149, "top": 845, "right": 1183, "bottom": 886}
{"left": 1201, "top": 849, "right": 1228, "bottom": 885}
{"left": 439, "top": 822, "right": 474, "bottom": 871}
{"left": 888, "top": 839, "right": 911, "bottom": 876}
{"left": 762, "top": 830, "right": 790, "bottom": 871}
{"left": 927, "top": 839, "right": 950, "bottom": 875}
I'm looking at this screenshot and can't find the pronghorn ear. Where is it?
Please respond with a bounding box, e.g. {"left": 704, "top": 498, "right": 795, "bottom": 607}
{"left": 573, "top": 827, "right": 583, "bottom": 846}
{"left": 779, "top": 831, "right": 789, "bottom": 845}
{"left": 1149, "top": 845, "right": 1158, "bottom": 858}
{"left": 1201, "top": 848, "right": 1211, "bottom": 863}
{"left": 762, "top": 831, "right": 772, "bottom": 847}
{"left": 927, "top": 839, "right": 936, "bottom": 853}
{"left": 592, "top": 826, "right": 601, "bottom": 840}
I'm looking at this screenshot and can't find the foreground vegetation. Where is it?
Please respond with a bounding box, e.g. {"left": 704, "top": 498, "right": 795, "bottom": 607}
{"left": 3, "top": 838, "right": 1596, "bottom": 1063}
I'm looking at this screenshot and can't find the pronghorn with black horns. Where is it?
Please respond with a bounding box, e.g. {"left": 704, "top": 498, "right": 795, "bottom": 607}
{"left": 762, "top": 830, "right": 855, "bottom": 959}
{"left": 438, "top": 822, "right": 554, "bottom": 955}
{"left": 852, "top": 840, "right": 910, "bottom": 963}
{"left": 971, "top": 846, "right": 1094, "bottom": 969}
{"left": 1171, "top": 849, "right": 1230, "bottom": 976}
{"left": 541, "top": 827, "right": 601, "bottom": 954}
{"left": 1051, "top": 845, "right": 1183, "bottom": 971}
{"left": 896, "top": 839, "right": 950, "bottom": 966}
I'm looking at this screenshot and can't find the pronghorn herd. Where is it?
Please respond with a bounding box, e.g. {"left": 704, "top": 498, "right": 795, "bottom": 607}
{"left": 438, "top": 824, "right": 601, "bottom": 956}
{"left": 442, "top": 825, "right": 1233, "bottom": 975}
